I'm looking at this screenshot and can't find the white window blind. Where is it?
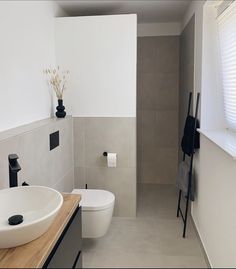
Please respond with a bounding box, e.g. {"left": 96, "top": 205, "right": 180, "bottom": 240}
{"left": 218, "top": 1, "right": 236, "bottom": 130}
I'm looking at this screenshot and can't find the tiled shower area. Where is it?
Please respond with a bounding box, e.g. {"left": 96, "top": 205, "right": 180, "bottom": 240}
{"left": 137, "top": 36, "right": 179, "bottom": 185}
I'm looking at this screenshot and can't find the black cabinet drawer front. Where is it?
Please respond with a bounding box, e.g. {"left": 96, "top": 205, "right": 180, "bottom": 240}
{"left": 44, "top": 206, "right": 82, "bottom": 268}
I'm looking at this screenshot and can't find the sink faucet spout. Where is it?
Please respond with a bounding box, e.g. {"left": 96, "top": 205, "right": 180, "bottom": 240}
{"left": 9, "top": 154, "right": 21, "bottom": 188}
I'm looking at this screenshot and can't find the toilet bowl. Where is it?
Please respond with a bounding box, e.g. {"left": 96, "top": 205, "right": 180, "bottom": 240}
{"left": 72, "top": 189, "right": 115, "bottom": 238}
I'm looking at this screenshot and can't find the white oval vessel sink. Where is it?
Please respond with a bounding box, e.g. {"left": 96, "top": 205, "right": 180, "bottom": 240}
{"left": 0, "top": 186, "right": 63, "bottom": 249}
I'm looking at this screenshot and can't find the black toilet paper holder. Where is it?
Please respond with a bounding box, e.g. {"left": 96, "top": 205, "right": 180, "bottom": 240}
{"left": 103, "top": 152, "right": 108, "bottom": 157}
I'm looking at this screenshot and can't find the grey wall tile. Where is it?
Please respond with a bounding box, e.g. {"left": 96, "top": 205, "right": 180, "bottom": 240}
{"left": 155, "top": 36, "right": 180, "bottom": 73}
{"left": 138, "top": 73, "right": 179, "bottom": 111}
{"left": 139, "top": 110, "right": 178, "bottom": 149}
{"left": 140, "top": 147, "right": 178, "bottom": 184}
{"left": 155, "top": 110, "right": 178, "bottom": 148}
{"left": 137, "top": 37, "right": 161, "bottom": 74}
{"left": 138, "top": 73, "right": 161, "bottom": 110}
{"left": 138, "top": 110, "right": 157, "bottom": 148}
{"left": 179, "top": 16, "right": 195, "bottom": 163}
{"left": 138, "top": 36, "right": 180, "bottom": 74}
{"left": 156, "top": 73, "right": 179, "bottom": 111}
{"left": 137, "top": 36, "right": 179, "bottom": 185}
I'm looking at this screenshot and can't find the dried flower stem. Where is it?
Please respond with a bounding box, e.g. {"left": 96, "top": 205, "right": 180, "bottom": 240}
{"left": 44, "top": 67, "right": 69, "bottom": 99}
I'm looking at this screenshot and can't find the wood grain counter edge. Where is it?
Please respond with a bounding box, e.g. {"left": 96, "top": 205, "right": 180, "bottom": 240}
{"left": 0, "top": 193, "right": 81, "bottom": 269}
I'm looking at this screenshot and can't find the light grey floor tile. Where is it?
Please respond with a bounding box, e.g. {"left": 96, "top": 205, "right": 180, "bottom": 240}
{"left": 83, "top": 250, "right": 207, "bottom": 268}
{"left": 83, "top": 184, "right": 207, "bottom": 268}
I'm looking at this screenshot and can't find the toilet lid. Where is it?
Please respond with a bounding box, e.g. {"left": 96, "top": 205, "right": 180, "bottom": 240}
{"left": 72, "top": 189, "right": 115, "bottom": 211}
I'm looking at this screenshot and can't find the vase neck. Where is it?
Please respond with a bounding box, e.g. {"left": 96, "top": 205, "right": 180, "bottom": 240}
{"left": 58, "top": 99, "right": 63, "bottom": 106}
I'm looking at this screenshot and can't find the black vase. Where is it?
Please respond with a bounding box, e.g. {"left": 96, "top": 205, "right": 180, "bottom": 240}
{"left": 56, "top": 99, "right": 66, "bottom": 118}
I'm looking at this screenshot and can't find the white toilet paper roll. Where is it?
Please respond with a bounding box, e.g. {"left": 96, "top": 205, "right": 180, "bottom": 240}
{"left": 107, "top": 153, "right": 117, "bottom": 167}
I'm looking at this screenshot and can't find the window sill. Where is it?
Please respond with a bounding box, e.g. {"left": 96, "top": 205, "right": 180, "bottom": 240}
{"left": 198, "top": 128, "right": 236, "bottom": 160}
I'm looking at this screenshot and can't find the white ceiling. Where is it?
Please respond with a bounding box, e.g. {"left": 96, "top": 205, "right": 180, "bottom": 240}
{"left": 57, "top": 0, "right": 191, "bottom": 23}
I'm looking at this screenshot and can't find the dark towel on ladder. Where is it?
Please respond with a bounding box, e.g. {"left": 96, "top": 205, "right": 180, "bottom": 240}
{"left": 181, "top": 115, "right": 200, "bottom": 156}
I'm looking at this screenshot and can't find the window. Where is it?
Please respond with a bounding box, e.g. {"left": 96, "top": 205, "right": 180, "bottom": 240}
{"left": 218, "top": 1, "right": 236, "bottom": 131}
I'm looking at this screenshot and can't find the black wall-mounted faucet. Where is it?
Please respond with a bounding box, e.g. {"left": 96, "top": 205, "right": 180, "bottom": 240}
{"left": 9, "top": 154, "right": 21, "bottom": 188}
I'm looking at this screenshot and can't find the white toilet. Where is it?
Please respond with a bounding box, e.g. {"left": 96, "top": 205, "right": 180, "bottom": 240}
{"left": 72, "top": 189, "right": 115, "bottom": 238}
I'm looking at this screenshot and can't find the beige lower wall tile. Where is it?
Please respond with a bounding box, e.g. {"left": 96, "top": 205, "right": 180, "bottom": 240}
{"left": 73, "top": 117, "right": 86, "bottom": 167}
{"left": 0, "top": 136, "right": 21, "bottom": 188}
{"left": 0, "top": 117, "right": 74, "bottom": 190}
{"left": 85, "top": 166, "right": 136, "bottom": 217}
{"left": 84, "top": 117, "right": 136, "bottom": 169}
{"left": 74, "top": 166, "right": 86, "bottom": 189}
{"left": 73, "top": 117, "right": 137, "bottom": 217}
{"left": 1, "top": 116, "right": 137, "bottom": 218}
{"left": 52, "top": 168, "right": 74, "bottom": 193}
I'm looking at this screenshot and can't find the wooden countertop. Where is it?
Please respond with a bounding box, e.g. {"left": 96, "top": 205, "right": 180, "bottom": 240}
{"left": 0, "top": 193, "right": 81, "bottom": 268}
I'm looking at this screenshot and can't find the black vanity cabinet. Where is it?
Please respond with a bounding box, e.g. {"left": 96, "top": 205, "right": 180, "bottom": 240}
{"left": 43, "top": 206, "right": 82, "bottom": 269}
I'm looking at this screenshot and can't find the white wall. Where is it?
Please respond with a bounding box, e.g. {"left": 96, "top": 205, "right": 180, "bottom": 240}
{"left": 138, "top": 22, "right": 181, "bottom": 36}
{"left": 0, "top": 1, "right": 66, "bottom": 132}
{"left": 182, "top": 0, "right": 236, "bottom": 267}
{"left": 196, "top": 135, "right": 236, "bottom": 268}
{"left": 55, "top": 14, "right": 137, "bottom": 117}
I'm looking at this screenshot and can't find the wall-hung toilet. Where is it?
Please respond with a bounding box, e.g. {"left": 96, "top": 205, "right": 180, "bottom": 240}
{"left": 72, "top": 189, "right": 115, "bottom": 238}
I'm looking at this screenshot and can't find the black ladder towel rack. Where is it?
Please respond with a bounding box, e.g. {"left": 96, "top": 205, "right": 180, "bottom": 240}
{"left": 177, "top": 92, "right": 200, "bottom": 238}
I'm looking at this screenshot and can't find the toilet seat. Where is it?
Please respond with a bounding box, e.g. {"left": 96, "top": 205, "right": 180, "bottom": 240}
{"left": 72, "top": 189, "right": 115, "bottom": 211}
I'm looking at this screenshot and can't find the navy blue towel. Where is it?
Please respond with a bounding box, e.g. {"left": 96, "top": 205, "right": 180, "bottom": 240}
{"left": 181, "top": 116, "right": 200, "bottom": 156}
